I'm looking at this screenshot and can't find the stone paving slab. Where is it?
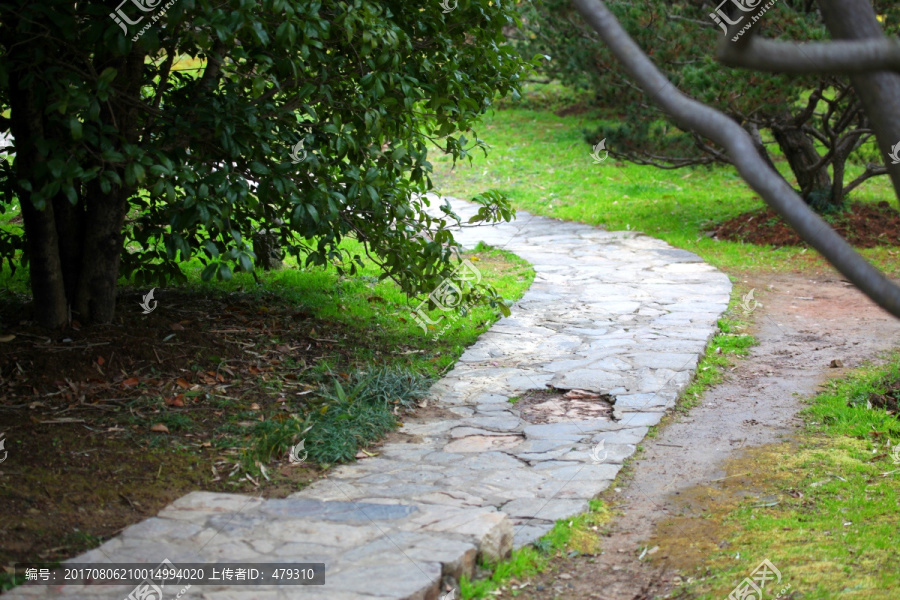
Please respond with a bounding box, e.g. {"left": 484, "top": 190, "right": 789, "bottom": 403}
{"left": 6, "top": 196, "right": 729, "bottom": 599}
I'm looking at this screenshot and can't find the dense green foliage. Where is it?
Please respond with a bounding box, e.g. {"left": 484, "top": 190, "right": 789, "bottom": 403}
{"left": 515, "top": 0, "right": 900, "bottom": 210}
{"left": 0, "top": 0, "right": 524, "bottom": 325}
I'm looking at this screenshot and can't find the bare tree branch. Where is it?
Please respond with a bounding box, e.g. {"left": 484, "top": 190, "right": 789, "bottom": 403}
{"left": 843, "top": 163, "right": 888, "bottom": 196}
{"left": 570, "top": 0, "right": 900, "bottom": 319}
{"left": 718, "top": 35, "right": 900, "bottom": 74}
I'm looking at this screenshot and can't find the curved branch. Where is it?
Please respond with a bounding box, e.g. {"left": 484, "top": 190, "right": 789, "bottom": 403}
{"left": 843, "top": 163, "right": 888, "bottom": 196}
{"left": 718, "top": 35, "right": 900, "bottom": 74}
{"left": 571, "top": 0, "right": 900, "bottom": 319}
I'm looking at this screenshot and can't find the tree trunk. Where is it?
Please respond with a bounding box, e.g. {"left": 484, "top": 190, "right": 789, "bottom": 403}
{"left": 770, "top": 120, "right": 836, "bottom": 211}
{"left": 8, "top": 70, "right": 69, "bottom": 328}
{"left": 74, "top": 182, "right": 129, "bottom": 324}
{"left": 52, "top": 192, "right": 85, "bottom": 303}
{"left": 20, "top": 196, "right": 69, "bottom": 328}
{"left": 4, "top": 34, "right": 146, "bottom": 328}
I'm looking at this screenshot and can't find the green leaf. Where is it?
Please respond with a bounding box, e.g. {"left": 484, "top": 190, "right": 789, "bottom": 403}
{"left": 69, "top": 118, "right": 83, "bottom": 140}
{"left": 98, "top": 67, "right": 118, "bottom": 85}
{"left": 201, "top": 263, "right": 218, "bottom": 281}
{"left": 218, "top": 263, "right": 233, "bottom": 281}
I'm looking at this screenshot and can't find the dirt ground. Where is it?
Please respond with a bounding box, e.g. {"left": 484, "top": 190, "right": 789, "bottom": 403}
{"left": 0, "top": 290, "right": 333, "bottom": 566}
{"left": 507, "top": 269, "right": 900, "bottom": 600}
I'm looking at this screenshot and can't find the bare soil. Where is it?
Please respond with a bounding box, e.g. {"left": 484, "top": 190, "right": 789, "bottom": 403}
{"left": 714, "top": 201, "right": 900, "bottom": 248}
{"left": 506, "top": 269, "right": 900, "bottom": 600}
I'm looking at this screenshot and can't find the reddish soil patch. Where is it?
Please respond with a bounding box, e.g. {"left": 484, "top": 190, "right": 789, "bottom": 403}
{"left": 714, "top": 201, "right": 900, "bottom": 248}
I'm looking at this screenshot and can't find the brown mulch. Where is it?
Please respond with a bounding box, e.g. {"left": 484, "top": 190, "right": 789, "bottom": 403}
{"left": 713, "top": 201, "right": 900, "bottom": 248}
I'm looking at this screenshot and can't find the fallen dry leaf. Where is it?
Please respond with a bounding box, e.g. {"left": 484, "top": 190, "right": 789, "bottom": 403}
{"left": 0, "top": 334, "right": 16, "bottom": 342}
{"left": 96, "top": 356, "right": 105, "bottom": 366}
{"left": 175, "top": 378, "right": 191, "bottom": 389}
{"left": 122, "top": 377, "right": 140, "bottom": 387}
{"left": 150, "top": 423, "right": 170, "bottom": 433}
{"left": 250, "top": 403, "right": 260, "bottom": 410}
{"left": 169, "top": 322, "right": 185, "bottom": 331}
{"left": 165, "top": 395, "right": 185, "bottom": 408}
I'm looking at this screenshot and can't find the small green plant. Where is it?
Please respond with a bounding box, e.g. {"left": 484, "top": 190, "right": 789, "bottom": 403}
{"left": 244, "top": 414, "right": 314, "bottom": 467}
{"left": 243, "top": 367, "right": 433, "bottom": 469}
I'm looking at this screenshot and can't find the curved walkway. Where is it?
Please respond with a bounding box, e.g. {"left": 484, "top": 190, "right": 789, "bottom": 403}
{"left": 10, "top": 197, "right": 730, "bottom": 600}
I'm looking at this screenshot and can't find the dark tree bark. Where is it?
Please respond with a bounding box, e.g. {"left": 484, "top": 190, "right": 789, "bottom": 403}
{"left": 770, "top": 118, "right": 835, "bottom": 209}
{"left": 73, "top": 183, "right": 129, "bottom": 323}
{"left": 52, "top": 192, "right": 84, "bottom": 303}
{"left": 8, "top": 70, "right": 69, "bottom": 328}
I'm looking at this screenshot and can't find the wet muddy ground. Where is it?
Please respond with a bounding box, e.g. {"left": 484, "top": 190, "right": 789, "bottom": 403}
{"left": 509, "top": 270, "right": 900, "bottom": 600}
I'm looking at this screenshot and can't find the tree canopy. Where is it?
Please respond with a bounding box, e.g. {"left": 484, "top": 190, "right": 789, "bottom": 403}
{"left": 0, "top": 0, "right": 524, "bottom": 327}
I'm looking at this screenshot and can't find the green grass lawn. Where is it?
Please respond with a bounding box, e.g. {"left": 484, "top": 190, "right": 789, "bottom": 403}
{"left": 429, "top": 106, "right": 900, "bottom": 276}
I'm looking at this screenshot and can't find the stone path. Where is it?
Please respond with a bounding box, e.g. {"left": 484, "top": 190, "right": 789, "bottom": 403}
{"left": 9, "top": 197, "right": 730, "bottom": 599}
